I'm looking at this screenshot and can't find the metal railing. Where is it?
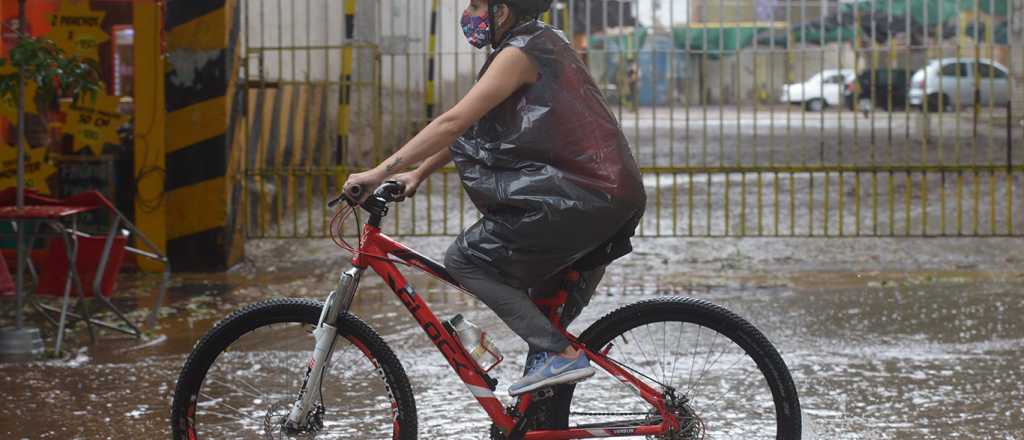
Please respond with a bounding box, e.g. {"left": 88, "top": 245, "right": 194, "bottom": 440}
{"left": 237, "top": 0, "right": 1022, "bottom": 239}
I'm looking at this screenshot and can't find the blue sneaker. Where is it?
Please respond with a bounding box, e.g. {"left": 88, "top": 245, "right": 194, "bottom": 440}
{"left": 508, "top": 352, "right": 596, "bottom": 396}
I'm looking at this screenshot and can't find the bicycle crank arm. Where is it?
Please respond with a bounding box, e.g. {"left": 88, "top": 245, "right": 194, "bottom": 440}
{"left": 285, "top": 267, "right": 365, "bottom": 430}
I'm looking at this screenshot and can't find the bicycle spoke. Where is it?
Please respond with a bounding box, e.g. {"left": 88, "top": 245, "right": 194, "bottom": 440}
{"left": 686, "top": 323, "right": 703, "bottom": 393}
{"left": 688, "top": 331, "right": 726, "bottom": 398}
{"left": 668, "top": 321, "right": 688, "bottom": 386}
{"left": 571, "top": 305, "right": 792, "bottom": 440}
{"left": 199, "top": 392, "right": 258, "bottom": 420}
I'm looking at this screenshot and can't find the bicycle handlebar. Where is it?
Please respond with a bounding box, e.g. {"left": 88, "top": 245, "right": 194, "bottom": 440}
{"left": 328, "top": 181, "right": 407, "bottom": 209}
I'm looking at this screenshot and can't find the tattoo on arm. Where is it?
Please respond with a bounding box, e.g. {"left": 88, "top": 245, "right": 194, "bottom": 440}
{"left": 385, "top": 157, "right": 403, "bottom": 173}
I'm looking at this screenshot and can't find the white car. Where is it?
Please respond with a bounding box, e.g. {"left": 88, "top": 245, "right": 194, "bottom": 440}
{"left": 780, "top": 69, "right": 856, "bottom": 111}
{"left": 908, "top": 58, "right": 1011, "bottom": 111}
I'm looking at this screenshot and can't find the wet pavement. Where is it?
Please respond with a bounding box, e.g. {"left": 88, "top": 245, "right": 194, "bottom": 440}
{"left": 2, "top": 236, "right": 1023, "bottom": 439}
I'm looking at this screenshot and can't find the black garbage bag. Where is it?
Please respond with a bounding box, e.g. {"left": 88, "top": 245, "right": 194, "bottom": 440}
{"left": 450, "top": 20, "right": 646, "bottom": 289}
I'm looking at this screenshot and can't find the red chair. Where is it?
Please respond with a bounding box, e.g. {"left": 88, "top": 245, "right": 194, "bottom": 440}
{"left": 0, "top": 188, "right": 170, "bottom": 353}
{"left": 36, "top": 234, "right": 128, "bottom": 298}
{"left": 0, "top": 252, "right": 14, "bottom": 296}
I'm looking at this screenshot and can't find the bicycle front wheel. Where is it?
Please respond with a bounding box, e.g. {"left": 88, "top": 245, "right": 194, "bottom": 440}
{"left": 558, "top": 297, "right": 801, "bottom": 439}
{"left": 170, "top": 298, "right": 417, "bottom": 440}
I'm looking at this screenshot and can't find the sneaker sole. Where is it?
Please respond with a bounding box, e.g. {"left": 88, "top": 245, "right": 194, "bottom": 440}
{"left": 508, "top": 366, "right": 596, "bottom": 396}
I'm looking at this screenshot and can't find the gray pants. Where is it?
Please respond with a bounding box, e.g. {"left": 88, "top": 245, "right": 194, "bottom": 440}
{"left": 444, "top": 242, "right": 606, "bottom": 354}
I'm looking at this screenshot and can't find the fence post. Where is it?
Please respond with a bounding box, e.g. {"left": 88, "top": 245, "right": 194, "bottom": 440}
{"left": 1013, "top": 0, "right": 1024, "bottom": 131}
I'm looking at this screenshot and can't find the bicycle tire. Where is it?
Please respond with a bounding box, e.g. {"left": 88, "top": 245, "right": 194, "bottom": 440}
{"left": 545, "top": 297, "right": 801, "bottom": 439}
{"left": 170, "top": 298, "right": 417, "bottom": 440}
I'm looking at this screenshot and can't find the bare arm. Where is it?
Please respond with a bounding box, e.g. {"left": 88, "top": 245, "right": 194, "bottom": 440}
{"left": 390, "top": 149, "right": 452, "bottom": 197}
{"left": 416, "top": 149, "right": 452, "bottom": 178}
{"left": 343, "top": 47, "right": 538, "bottom": 199}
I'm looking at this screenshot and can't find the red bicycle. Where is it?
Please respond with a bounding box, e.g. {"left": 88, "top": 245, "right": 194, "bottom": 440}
{"left": 171, "top": 182, "right": 801, "bottom": 439}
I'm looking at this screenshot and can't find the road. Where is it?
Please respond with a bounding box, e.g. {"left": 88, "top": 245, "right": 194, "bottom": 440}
{"left": 1, "top": 236, "right": 1022, "bottom": 439}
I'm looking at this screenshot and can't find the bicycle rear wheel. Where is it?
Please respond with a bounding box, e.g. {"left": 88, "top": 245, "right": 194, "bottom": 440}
{"left": 553, "top": 297, "right": 800, "bottom": 439}
{"left": 170, "top": 298, "right": 417, "bottom": 439}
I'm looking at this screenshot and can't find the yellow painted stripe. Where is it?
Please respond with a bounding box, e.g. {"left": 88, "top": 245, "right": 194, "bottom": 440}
{"left": 341, "top": 47, "right": 354, "bottom": 76}
{"left": 425, "top": 80, "right": 435, "bottom": 105}
{"left": 166, "top": 7, "right": 227, "bottom": 51}
{"left": 167, "top": 177, "right": 227, "bottom": 240}
{"left": 167, "top": 96, "right": 228, "bottom": 153}
{"left": 339, "top": 104, "right": 351, "bottom": 136}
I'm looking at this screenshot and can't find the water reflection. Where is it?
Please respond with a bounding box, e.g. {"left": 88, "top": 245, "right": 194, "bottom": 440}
{"left": 1, "top": 242, "right": 1022, "bottom": 439}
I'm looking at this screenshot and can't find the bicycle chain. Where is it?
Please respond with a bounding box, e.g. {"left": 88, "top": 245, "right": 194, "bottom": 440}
{"left": 569, "top": 411, "right": 652, "bottom": 417}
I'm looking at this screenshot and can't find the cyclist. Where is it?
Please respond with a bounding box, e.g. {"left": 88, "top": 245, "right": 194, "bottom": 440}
{"left": 343, "top": 0, "right": 645, "bottom": 396}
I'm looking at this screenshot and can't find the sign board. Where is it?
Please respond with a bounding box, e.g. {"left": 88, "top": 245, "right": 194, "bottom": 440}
{"left": 48, "top": 0, "right": 108, "bottom": 62}
{"left": 61, "top": 92, "right": 128, "bottom": 156}
{"left": 0, "top": 144, "right": 55, "bottom": 194}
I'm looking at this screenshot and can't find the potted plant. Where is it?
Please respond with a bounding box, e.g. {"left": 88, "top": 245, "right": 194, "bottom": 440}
{"left": 0, "top": 33, "right": 102, "bottom": 149}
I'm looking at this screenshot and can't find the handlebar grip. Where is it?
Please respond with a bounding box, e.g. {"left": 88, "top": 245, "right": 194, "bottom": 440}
{"left": 327, "top": 183, "right": 365, "bottom": 208}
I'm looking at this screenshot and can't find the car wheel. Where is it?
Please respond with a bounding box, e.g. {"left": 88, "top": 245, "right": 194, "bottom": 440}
{"left": 926, "top": 93, "right": 953, "bottom": 113}
{"left": 805, "top": 98, "right": 825, "bottom": 112}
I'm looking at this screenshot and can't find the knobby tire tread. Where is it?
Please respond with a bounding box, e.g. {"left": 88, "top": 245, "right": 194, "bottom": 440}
{"left": 170, "top": 298, "right": 418, "bottom": 440}
{"left": 569, "top": 296, "right": 801, "bottom": 440}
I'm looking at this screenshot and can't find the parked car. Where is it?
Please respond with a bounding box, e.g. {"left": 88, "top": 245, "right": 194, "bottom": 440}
{"left": 908, "top": 58, "right": 1011, "bottom": 111}
{"left": 780, "top": 69, "right": 856, "bottom": 111}
{"left": 844, "top": 68, "right": 911, "bottom": 113}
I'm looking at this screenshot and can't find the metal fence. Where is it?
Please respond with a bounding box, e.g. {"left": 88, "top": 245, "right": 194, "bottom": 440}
{"left": 238, "top": 0, "right": 1023, "bottom": 239}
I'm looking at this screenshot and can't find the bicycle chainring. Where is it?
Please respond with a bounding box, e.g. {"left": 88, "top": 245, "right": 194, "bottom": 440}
{"left": 489, "top": 398, "right": 553, "bottom": 440}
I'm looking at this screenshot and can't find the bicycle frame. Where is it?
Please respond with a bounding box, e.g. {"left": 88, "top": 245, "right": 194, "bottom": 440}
{"left": 342, "top": 222, "right": 680, "bottom": 439}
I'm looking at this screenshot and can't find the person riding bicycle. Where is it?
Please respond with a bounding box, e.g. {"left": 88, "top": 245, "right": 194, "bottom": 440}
{"left": 343, "top": 0, "right": 645, "bottom": 396}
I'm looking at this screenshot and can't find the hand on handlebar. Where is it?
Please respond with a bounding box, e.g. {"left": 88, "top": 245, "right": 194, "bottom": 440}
{"left": 389, "top": 171, "right": 423, "bottom": 199}
{"left": 342, "top": 169, "right": 387, "bottom": 204}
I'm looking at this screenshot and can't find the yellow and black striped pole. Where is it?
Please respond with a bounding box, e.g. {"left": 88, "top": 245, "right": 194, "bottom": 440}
{"left": 426, "top": 0, "right": 439, "bottom": 120}
{"left": 338, "top": 0, "right": 357, "bottom": 165}
{"left": 162, "top": 0, "right": 242, "bottom": 271}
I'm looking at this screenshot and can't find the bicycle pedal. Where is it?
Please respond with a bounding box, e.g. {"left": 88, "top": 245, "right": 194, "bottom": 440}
{"left": 532, "top": 387, "right": 555, "bottom": 400}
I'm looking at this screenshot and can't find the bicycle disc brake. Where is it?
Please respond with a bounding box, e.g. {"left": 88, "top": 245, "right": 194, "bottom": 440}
{"left": 264, "top": 401, "right": 324, "bottom": 439}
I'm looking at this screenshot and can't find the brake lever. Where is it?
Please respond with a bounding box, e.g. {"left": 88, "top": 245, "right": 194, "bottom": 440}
{"left": 329, "top": 183, "right": 366, "bottom": 208}
{"left": 327, "top": 193, "right": 350, "bottom": 209}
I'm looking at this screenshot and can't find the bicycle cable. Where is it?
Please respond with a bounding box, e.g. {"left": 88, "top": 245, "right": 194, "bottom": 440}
{"left": 329, "top": 202, "right": 418, "bottom": 269}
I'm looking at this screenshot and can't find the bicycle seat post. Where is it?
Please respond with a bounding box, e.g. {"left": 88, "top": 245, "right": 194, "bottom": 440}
{"left": 531, "top": 270, "right": 581, "bottom": 328}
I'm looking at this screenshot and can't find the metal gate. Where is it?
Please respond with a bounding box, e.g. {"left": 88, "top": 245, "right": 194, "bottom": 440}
{"left": 239, "top": 0, "right": 1023, "bottom": 239}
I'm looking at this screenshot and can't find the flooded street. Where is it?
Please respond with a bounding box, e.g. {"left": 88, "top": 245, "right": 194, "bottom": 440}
{"left": 2, "top": 237, "right": 1023, "bottom": 439}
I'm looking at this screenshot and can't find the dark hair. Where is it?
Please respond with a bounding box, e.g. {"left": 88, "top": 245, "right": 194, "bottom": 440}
{"left": 508, "top": 0, "right": 553, "bottom": 18}
{"left": 492, "top": 0, "right": 553, "bottom": 22}
{"left": 487, "top": 0, "right": 552, "bottom": 48}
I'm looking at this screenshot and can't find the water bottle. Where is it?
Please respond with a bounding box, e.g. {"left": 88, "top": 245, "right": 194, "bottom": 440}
{"left": 448, "top": 314, "right": 503, "bottom": 372}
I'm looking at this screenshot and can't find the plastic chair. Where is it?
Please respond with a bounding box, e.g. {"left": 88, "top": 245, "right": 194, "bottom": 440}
{"left": 0, "top": 253, "right": 14, "bottom": 296}
{"left": 0, "top": 188, "right": 170, "bottom": 353}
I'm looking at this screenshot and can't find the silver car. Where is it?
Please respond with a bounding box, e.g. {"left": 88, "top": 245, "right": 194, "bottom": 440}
{"left": 908, "top": 58, "right": 1011, "bottom": 111}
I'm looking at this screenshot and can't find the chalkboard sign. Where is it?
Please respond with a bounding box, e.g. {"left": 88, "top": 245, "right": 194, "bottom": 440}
{"left": 57, "top": 154, "right": 115, "bottom": 233}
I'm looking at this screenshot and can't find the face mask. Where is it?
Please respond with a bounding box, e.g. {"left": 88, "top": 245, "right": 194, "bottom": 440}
{"left": 461, "top": 10, "right": 490, "bottom": 49}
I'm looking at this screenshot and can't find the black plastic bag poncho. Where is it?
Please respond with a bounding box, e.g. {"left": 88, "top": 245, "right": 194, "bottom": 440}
{"left": 451, "top": 21, "right": 646, "bottom": 289}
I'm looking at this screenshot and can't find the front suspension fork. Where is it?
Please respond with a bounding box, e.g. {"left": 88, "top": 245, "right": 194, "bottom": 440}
{"left": 285, "top": 267, "right": 364, "bottom": 430}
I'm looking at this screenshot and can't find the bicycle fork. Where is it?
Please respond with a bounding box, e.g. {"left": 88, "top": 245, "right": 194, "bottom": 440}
{"left": 284, "top": 267, "right": 364, "bottom": 431}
